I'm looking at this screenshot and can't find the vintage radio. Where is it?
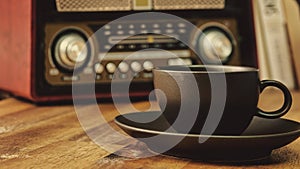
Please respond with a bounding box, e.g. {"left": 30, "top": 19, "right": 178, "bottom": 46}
{"left": 0, "top": 0, "right": 257, "bottom": 102}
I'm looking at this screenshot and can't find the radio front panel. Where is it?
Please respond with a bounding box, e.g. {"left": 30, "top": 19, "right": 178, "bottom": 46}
{"left": 44, "top": 18, "right": 240, "bottom": 86}
{"left": 32, "top": 0, "right": 257, "bottom": 99}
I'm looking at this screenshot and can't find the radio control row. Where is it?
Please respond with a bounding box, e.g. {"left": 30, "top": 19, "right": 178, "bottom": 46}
{"left": 103, "top": 29, "right": 186, "bottom": 36}
{"left": 94, "top": 60, "right": 154, "bottom": 74}
{"left": 93, "top": 58, "right": 191, "bottom": 79}
{"left": 106, "top": 42, "right": 187, "bottom": 51}
{"left": 104, "top": 22, "right": 187, "bottom": 31}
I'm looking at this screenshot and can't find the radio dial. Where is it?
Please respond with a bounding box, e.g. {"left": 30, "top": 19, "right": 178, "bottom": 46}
{"left": 54, "top": 33, "right": 89, "bottom": 71}
{"left": 197, "top": 28, "right": 233, "bottom": 63}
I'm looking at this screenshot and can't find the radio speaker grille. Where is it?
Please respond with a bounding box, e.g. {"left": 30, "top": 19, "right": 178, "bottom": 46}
{"left": 56, "top": 0, "right": 132, "bottom": 12}
{"left": 153, "top": 0, "right": 225, "bottom": 10}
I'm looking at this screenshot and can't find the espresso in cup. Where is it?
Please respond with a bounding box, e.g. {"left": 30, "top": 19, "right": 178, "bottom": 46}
{"left": 153, "top": 65, "right": 292, "bottom": 135}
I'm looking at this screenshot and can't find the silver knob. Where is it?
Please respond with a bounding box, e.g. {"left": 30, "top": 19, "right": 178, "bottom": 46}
{"left": 198, "top": 29, "right": 233, "bottom": 63}
{"left": 54, "top": 33, "right": 88, "bottom": 70}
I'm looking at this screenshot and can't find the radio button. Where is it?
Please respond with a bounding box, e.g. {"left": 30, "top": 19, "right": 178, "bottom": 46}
{"left": 141, "top": 44, "right": 149, "bottom": 49}
{"left": 179, "top": 43, "right": 186, "bottom": 48}
{"left": 104, "top": 31, "right": 111, "bottom": 36}
{"left": 104, "top": 25, "right": 111, "bottom": 30}
{"left": 49, "top": 69, "right": 59, "bottom": 76}
{"left": 129, "top": 30, "right": 136, "bottom": 35}
{"left": 106, "top": 62, "right": 117, "bottom": 74}
{"left": 131, "top": 61, "right": 142, "bottom": 73}
{"left": 166, "top": 23, "right": 173, "bottom": 28}
{"left": 94, "top": 63, "right": 104, "bottom": 74}
{"left": 108, "top": 74, "right": 115, "bottom": 80}
{"left": 178, "top": 23, "right": 186, "bottom": 28}
{"left": 129, "top": 45, "right": 136, "bottom": 49}
{"left": 116, "top": 45, "right": 125, "bottom": 50}
{"left": 153, "top": 44, "right": 162, "bottom": 48}
{"left": 62, "top": 76, "right": 80, "bottom": 82}
{"left": 166, "top": 29, "right": 174, "bottom": 34}
{"left": 153, "top": 24, "right": 160, "bottom": 28}
{"left": 118, "top": 62, "right": 130, "bottom": 73}
{"left": 129, "top": 24, "right": 135, "bottom": 29}
{"left": 140, "top": 30, "right": 148, "bottom": 34}
{"left": 183, "top": 59, "right": 193, "bottom": 65}
{"left": 167, "top": 43, "right": 175, "bottom": 48}
{"left": 143, "top": 61, "right": 154, "bottom": 72}
{"left": 117, "top": 31, "right": 124, "bottom": 35}
{"left": 168, "top": 59, "right": 185, "bottom": 66}
{"left": 143, "top": 73, "right": 153, "bottom": 79}
{"left": 96, "top": 75, "right": 102, "bottom": 80}
{"left": 179, "top": 29, "right": 187, "bottom": 34}
{"left": 153, "top": 30, "right": 161, "bottom": 34}
{"left": 105, "top": 45, "right": 112, "bottom": 50}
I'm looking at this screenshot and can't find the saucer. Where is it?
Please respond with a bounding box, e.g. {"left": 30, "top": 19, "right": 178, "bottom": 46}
{"left": 114, "top": 111, "right": 300, "bottom": 162}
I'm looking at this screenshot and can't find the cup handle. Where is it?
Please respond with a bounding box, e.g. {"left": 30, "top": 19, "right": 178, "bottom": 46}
{"left": 256, "top": 80, "right": 292, "bottom": 119}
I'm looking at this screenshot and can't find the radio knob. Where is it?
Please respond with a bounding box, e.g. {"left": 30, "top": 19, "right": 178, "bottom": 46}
{"left": 131, "top": 61, "right": 142, "bottom": 73}
{"left": 94, "top": 63, "right": 104, "bottom": 74}
{"left": 143, "top": 61, "right": 154, "bottom": 72}
{"left": 197, "top": 28, "right": 233, "bottom": 63}
{"left": 118, "top": 62, "right": 130, "bottom": 73}
{"left": 54, "top": 33, "right": 89, "bottom": 70}
{"left": 106, "top": 62, "right": 117, "bottom": 74}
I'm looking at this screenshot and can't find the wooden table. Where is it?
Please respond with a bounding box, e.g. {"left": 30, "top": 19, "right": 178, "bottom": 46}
{"left": 0, "top": 90, "right": 299, "bottom": 168}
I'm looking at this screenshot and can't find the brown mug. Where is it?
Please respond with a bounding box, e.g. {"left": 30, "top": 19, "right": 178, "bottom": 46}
{"left": 153, "top": 65, "right": 292, "bottom": 135}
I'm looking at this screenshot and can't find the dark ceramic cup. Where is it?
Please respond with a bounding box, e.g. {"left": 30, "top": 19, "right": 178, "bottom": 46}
{"left": 153, "top": 65, "right": 292, "bottom": 135}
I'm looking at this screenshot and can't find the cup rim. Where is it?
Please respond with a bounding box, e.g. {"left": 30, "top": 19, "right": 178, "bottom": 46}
{"left": 153, "top": 65, "right": 259, "bottom": 74}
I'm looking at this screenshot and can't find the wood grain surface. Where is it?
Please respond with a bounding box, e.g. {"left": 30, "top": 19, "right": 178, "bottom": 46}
{"left": 0, "top": 90, "right": 299, "bottom": 169}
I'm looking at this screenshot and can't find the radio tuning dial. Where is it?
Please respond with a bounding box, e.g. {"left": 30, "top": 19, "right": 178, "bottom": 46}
{"left": 197, "top": 28, "right": 233, "bottom": 63}
{"left": 54, "top": 33, "right": 89, "bottom": 71}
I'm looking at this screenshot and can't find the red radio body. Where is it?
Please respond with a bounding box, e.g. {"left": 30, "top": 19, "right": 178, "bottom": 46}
{"left": 0, "top": 0, "right": 41, "bottom": 101}
{"left": 0, "top": 0, "right": 257, "bottom": 102}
